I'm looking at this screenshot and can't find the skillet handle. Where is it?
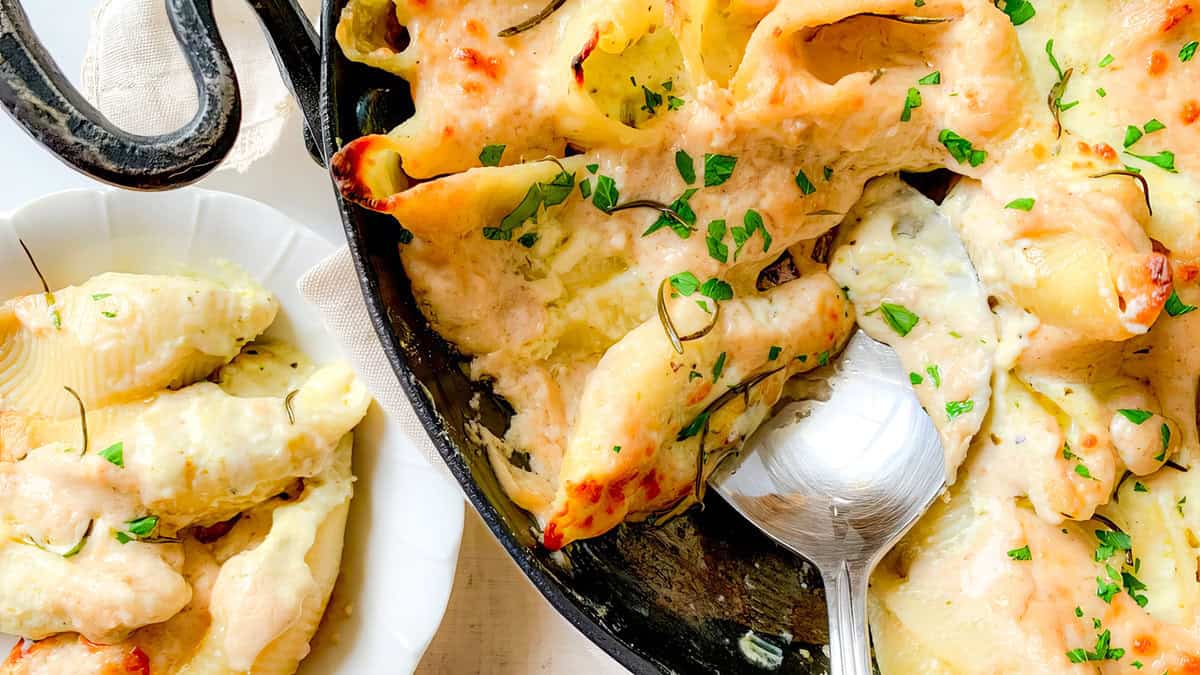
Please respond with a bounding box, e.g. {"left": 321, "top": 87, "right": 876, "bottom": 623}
{"left": 247, "top": 0, "right": 326, "bottom": 166}
{"left": 0, "top": 0, "right": 241, "bottom": 190}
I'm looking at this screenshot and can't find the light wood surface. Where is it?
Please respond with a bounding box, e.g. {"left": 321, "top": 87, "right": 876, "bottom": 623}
{"left": 417, "top": 511, "right": 630, "bottom": 675}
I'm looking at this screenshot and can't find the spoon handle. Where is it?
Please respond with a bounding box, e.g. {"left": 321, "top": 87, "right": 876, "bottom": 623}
{"left": 821, "top": 560, "right": 871, "bottom": 675}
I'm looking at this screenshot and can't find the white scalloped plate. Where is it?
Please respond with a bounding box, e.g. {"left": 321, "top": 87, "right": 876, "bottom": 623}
{"left": 0, "top": 188, "right": 464, "bottom": 674}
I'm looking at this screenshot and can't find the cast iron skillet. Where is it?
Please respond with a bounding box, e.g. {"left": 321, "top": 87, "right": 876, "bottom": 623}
{"left": 0, "top": 2, "right": 835, "bottom": 671}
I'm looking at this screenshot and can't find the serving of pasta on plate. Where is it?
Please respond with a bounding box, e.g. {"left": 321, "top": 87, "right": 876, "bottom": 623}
{"left": 333, "top": 0, "right": 1198, "bottom": 669}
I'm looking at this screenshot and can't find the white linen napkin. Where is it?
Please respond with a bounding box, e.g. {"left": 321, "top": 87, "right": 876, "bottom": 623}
{"left": 83, "top": 0, "right": 319, "bottom": 172}
{"left": 299, "top": 247, "right": 454, "bottom": 478}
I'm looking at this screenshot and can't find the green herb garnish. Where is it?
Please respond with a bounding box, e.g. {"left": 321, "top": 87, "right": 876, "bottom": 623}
{"left": 1181, "top": 40, "right": 1198, "bottom": 62}
{"left": 946, "top": 399, "right": 974, "bottom": 419}
{"left": 1125, "top": 150, "right": 1178, "bottom": 173}
{"left": 1098, "top": 53, "right": 1114, "bottom": 67}
{"left": 768, "top": 346, "right": 782, "bottom": 361}
{"left": 1117, "top": 408, "right": 1152, "bottom": 424}
{"left": 712, "top": 352, "right": 727, "bottom": 380}
{"left": 877, "top": 302, "right": 920, "bottom": 336}
{"left": 1166, "top": 289, "right": 1197, "bottom": 316}
{"left": 479, "top": 144, "right": 505, "bottom": 166}
{"left": 1007, "top": 545, "right": 1032, "bottom": 561}
{"left": 593, "top": 175, "right": 620, "bottom": 212}
{"left": 997, "top": 0, "right": 1035, "bottom": 25}
{"left": 917, "top": 71, "right": 941, "bottom": 85}
{"left": 98, "top": 441, "right": 124, "bottom": 467}
{"left": 925, "top": 364, "right": 941, "bottom": 387}
{"left": 706, "top": 220, "right": 728, "bottom": 263}
{"left": 703, "top": 154, "right": 737, "bottom": 187}
{"left": 732, "top": 209, "right": 771, "bottom": 259}
{"left": 938, "top": 129, "right": 987, "bottom": 167}
{"left": 795, "top": 169, "right": 816, "bottom": 195}
{"left": 1005, "top": 197, "right": 1035, "bottom": 211}
{"left": 900, "top": 87, "right": 922, "bottom": 122}
{"left": 676, "top": 150, "right": 696, "bottom": 184}
{"left": 910, "top": 372, "right": 923, "bottom": 385}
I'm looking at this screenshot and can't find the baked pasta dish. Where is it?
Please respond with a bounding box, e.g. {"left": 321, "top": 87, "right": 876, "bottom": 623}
{"left": 334, "top": 0, "right": 1199, "bottom": 669}
{"left": 0, "top": 263, "right": 370, "bottom": 674}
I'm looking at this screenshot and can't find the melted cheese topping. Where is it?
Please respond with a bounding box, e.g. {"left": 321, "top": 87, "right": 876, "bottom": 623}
{"left": 0, "top": 275, "right": 369, "bottom": 674}
{"left": 336, "top": 0, "right": 1199, "bottom": 667}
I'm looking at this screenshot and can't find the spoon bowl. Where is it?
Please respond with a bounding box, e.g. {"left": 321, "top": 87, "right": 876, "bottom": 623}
{"left": 712, "top": 330, "right": 946, "bottom": 675}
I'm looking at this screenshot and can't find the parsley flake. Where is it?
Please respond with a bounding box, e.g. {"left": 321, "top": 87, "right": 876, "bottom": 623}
{"left": 917, "top": 71, "right": 941, "bottom": 85}
{"left": 479, "top": 144, "right": 505, "bottom": 166}
{"left": 1134, "top": 481, "right": 1148, "bottom": 493}
{"left": 1182, "top": 40, "right": 1198, "bottom": 63}
{"left": 997, "top": 0, "right": 1036, "bottom": 25}
{"left": 1005, "top": 197, "right": 1036, "bottom": 211}
{"left": 669, "top": 272, "right": 701, "bottom": 296}
{"left": 946, "top": 399, "right": 974, "bottom": 419}
{"left": 1125, "top": 150, "right": 1178, "bottom": 173}
{"left": 1117, "top": 408, "right": 1153, "bottom": 424}
{"left": 1075, "top": 463, "right": 1095, "bottom": 479}
{"left": 579, "top": 179, "right": 592, "bottom": 199}
{"left": 817, "top": 350, "right": 830, "bottom": 366}
{"left": 517, "top": 232, "right": 539, "bottom": 248}
{"left": 613, "top": 445, "right": 622, "bottom": 454}
{"left": 926, "top": 365, "right": 941, "bottom": 387}
{"left": 1099, "top": 54, "right": 1114, "bottom": 67}
{"left": 938, "top": 129, "right": 987, "bottom": 167}
{"left": 90, "top": 293, "right": 111, "bottom": 301}
{"left": 877, "top": 303, "right": 920, "bottom": 336}
{"left": 795, "top": 169, "right": 816, "bottom": 195}
{"left": 700, "top": 278, "right": 734, "bottom": 302}
{"left": 706, "top": 219, "right": 729, "bottom": 263}
{"left": 1124, "top": 125, "right": 1144, "bottom": 148}
{"left": 1166, "top": 289, "right": 1197, "bottom": 316}
{"left": 1143, "top": 118, "right": 1166, "bottom": 134}
{"left": 900, "top": 87, "right": 922, "bottom": 122}
{"left": 1007, "top": 545, "right": 1032, "bottom": 561}
{"left": 732, "top": 209, "right": 772, "bottom": 258}
{"left": 676, "top": 150, "right": 696, "bottom": 184}
{"left": 703, "top": 153, "right": 737, "bottom": 186}
{"left": 910, "top": 372, "right": 924, "bottom": 385}
{"left": 823, "top": 166, "right": 834, "bottom": 181}
{"left": 712, "top": 352, "right": 727, "bottom": 380}
{"left": 98, "top": 441, "right": 124, "bottom": 467}
{"left": 768, "top": 345, "right": 782, "bottom": 361}
{"left": 593, "top": 175, "right": 620, "bottom": 212}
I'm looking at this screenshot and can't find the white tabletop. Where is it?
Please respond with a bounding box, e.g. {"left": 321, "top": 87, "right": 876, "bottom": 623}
{"left": 2, "top": 4, "right": 628, "bottom": 673}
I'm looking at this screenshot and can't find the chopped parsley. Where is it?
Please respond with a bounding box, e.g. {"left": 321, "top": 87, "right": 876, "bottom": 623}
{"left": 397, "top": 226, "right": 414, "bottom": 245}
{"left": 997, "top": 0, "right": 1036, "bottom": 25}
{"left": 1117, "top": 408, "right": 1153, "bottom": 424}
{"left": 641, "top": 86, "right": 664, "bottom": 114}
{"left": 487, "top": 168, "right": 575, "bottom": 240}
{"left": 768, "top": 345, "right": 782, "bottom": 361}
{"left": 910, "top": 372, "right": 924, "bottom": 385}
{"left": 945, "top": 399, "right": 974, "bottom": 419}
{"left": 98, "top": 441, "right": 124, "bottom": 467}
{"left": 706, "top": 220, "right": 729, "bottom": 263}
{"left": 1181, "top": 40, "right": 1198, "bottom": 63}
{"left": 579, "top": 179, "right": 592, "bottom": 199}
{"left": 1165, "top": 289, "right": 1197, "bottom": 316}
{"left": 925, "top": 365, "right": 941, "bottom": 387}
{"left": 1122, "top": 570, "right": 1149, "bottom": 607}
{"left": 517, "top": 232, "right": 539, "bottom": 248}
{"left": 1075, "top": 463, "right": 1095, "bottom": 479}
{"left": 643, "top": 188, "right": 700, "bottom": 238}
{"left": 116, "top": 515, "right": 163, "bottom": 544}
{"left": 592, "top": 175, "right": 620, "bottom": 212}
{"left": 676, "top": 150, "right": 696, "bottom": 184}
{"left": 669, "top": 271, "right": 701, "bottom": 296}
{"left": 917, "top": 71, "right": 941, "bottom": 85}
{"left": 1097, "top": 564, "right": 1121, "bottom": 602}
{"left": 90, "top": 293, "right": 111, "bottom": 301}
{"left": 1045, "top": 38, "right": 1065, "bottom": 80}
{"left": 1005, "top": 197, "right": 1035, "bottom": 211}
{"left": 938, "top": 129, "right": 987, "bottom": 167}
{"left": 1096, "top": 87, "right": 1107, "bottom": 97}
{"left": 478, "top": 144, "right": 505, "bottom": 166}
{"left": 1125, "top": 150, "right": 1178, "bottom": 173}
{"left": 817, "top": 350, "right": 830, "bottom": 366}
{"left": 1178, "top": 496, "right": 1187, "bottom": 516}
{"left": 712, "top": 352, "right": 727, "bottom": 380}
{"left": 1159, "top": 423, "right": 1171, "bottom": 460}
{"left": 688, "top": 370, "right": 703, "bottom": 381}
{"left": 703, "top": 153, "right": 737, "bottom": 187}
{"left": 612, "top": 445, "right": 622, "bottom": 453}
{"left": 1098, "top": 53, "right": 1114, "bottom": 67}
{"left": 1143, "top": 118, "right": 1166, "bottom": 134}
{"left": 668, "top": 96, "right": 685, "bottom": 111}
{"left": 1063, "top": 443, "right": 1077, "bottom": 460}
{"left": 1134, "top": 481, "right": 1148, "bottom": 493}
{"left": 700, "top": 278, "right": 734, "bottom": 302}
{"left": 101, "top": 311, "right": 117, "bottom": 319}
{"left": 876, "top": 302, "right": 920, "bottom": 336}
{"left": 1094, "top": 529, "right": 1131, "bottom": 562}
{"left": 900, "top": 87, "right": 921, "bottom": 122}
{"left": 823, "top": 165, "right": 834, "bottom": 181}
{"left": 1124, "top": 125, "right": 1144, "bottom": 148}
{"left": 732, "top": 209, "right": 772, "bottom": 259}
{"left": 795, "top": 169, "right": 816, "bottom": 195}
{"left": 677, "top": 411, "right": 709, "bottom": 440}
{"left": 586, "top": 163, "right": 599, "bottom": 174}
{"left": 1007, "top": 545, "right": 1032, "bottom": 561}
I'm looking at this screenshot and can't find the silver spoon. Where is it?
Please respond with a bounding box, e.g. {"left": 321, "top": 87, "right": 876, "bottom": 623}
{"left": 712, "top": 330, "right": 946, "bottom": 675}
